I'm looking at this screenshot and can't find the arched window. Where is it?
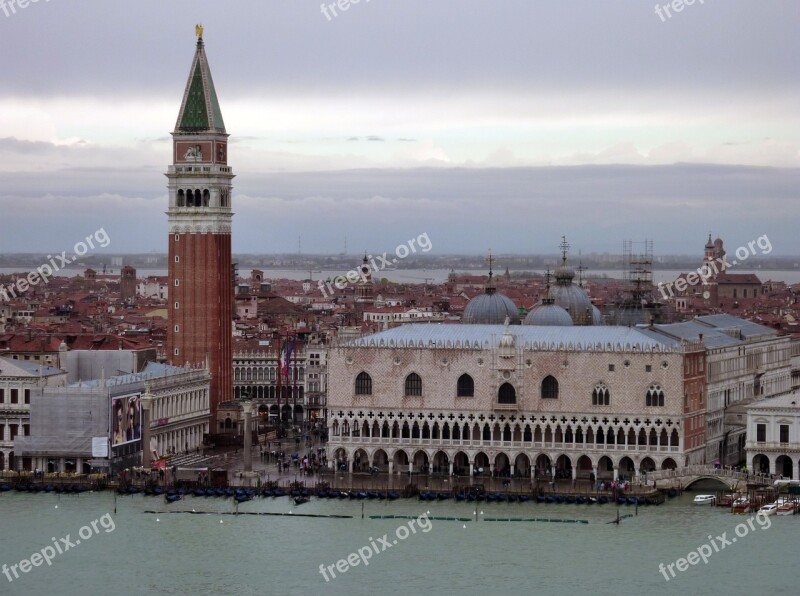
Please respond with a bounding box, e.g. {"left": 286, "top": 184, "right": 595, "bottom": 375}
{"left": 355, "top": 372, "right": 372, "bottom": 396}
{"left": 498, "top": 383, "right": 516, "bottom": 404}
{"left": 457, "top": 374, "right": 474, "bottom": 397}
{"left": 646, "top": 384, "right": 665, "bottom": 407}
{"left": 541, "top": 375, "right": 559, "bottom": 399}
{"left": 202, "top": 189, "right": 210, "bottom": 207}
{"left": 177, "top": 189, "right": 185, "bottom": 207}
{"left": 592, "top": 383, "right": 610, "bottom": 406}
{"left": 405, "top": 373, "right": 422, "bottom": 396}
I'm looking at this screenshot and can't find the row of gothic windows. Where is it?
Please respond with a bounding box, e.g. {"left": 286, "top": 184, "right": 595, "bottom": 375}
{"left": 355, "top": 372, "right": 667, "bottom": 407}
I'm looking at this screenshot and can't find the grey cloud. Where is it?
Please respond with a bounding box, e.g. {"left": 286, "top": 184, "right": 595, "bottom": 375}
{"left": 1, "top": 164, "right": 797, "bottom": 255}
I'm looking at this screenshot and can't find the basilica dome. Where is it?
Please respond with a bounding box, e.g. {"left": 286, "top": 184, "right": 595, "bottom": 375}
{"left": 551, "top": 266, "right": 593, "bottom": 325}
{"left": 463, "top": 278, "right": 520, "bottom": 324}
{"left": 523, "top": 299, "right": 573, "bottom": 326}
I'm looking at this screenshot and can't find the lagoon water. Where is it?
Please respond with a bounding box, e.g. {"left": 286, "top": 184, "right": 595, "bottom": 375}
{"left": 0, "top": 490, "right": 796, "bottom": 596}
{"left": 3, "top": 268, "right": 799, "bottom": 286}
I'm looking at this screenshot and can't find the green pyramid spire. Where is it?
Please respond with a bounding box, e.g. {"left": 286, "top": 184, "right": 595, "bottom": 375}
{"left": 175, "top": 37, "right": 226, "bottom": 133}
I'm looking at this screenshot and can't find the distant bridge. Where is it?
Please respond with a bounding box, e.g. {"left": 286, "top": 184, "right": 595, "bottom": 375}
{"left": 643, "top": 465, "right": 772, "bottom": 491}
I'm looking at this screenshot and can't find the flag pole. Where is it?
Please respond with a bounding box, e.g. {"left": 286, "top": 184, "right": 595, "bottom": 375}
{"left": 292, "top": 333, "right": 298, "bottom": 429}
{"left": 276, "top": 332, "right": 282, "bottom": 435}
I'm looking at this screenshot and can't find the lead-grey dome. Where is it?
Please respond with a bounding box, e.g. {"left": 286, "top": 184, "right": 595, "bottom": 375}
{"left": 551, "top": 266, "right": 593, "bottom": 325}
{"left": 591, "top": 305, "right": 604, "bottom": 325}
{"left": 463, "top": 291, "right": 520, "bottom": 324}
{"left": 523, "top": 300, "right": 573, "bottom": 326}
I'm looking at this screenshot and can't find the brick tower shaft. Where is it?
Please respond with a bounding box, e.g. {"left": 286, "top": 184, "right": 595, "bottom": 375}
{"left": 165, "top": 29, "right": 234, "bottom": 430}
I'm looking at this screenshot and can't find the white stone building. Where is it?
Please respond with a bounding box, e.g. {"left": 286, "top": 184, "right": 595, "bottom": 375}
{"left": 327, "top": 324, "right": 697, "bottom": 482}
{"left": 640, "top": 315, "right": 797, "bottom": 466}
{"left": 0, "top": 358, "right": 67, "bottom": 471}
{"left": 16, "top": 362, "right": 210, "bottom": 474}
{"left": 745, "top": 392, "right": 800, "bottom": 479}
{"left": 233, "top": 344, "right": 328, "bottom": 424}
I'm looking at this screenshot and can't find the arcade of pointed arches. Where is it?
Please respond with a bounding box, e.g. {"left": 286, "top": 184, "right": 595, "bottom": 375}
{"left": 330, "top": 444, "right": 679, "bottom": 480}
{"left": 328, "top": 408, "right": 682, "bottom": 479}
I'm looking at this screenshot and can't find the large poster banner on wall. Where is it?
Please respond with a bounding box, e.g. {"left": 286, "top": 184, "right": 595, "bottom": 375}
{"left": 112, "top": 393, "right": 142, "bottom": 448}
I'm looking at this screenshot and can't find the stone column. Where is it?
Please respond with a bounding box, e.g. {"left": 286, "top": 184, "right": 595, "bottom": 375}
{"left": 613, "top": 467, "right": 619, "bottom": 481}
{"left": 140, "top": 387, "right": 153, "bottom": 470}
{"left": 449, "top": 462, "right": 454, "bottom": 476}
{"left": 388, "top": 461, "right": 394, "bottom": 475}
{"left": 242, "top": 401, "right": 253, "bottom": 473}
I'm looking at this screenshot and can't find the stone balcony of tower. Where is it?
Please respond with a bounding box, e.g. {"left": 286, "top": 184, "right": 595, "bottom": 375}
{"left": 167, "top": 165, "right": 233, "bottom": 175}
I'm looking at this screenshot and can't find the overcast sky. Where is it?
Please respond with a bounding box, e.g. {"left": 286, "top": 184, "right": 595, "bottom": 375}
{"left": 0, "top": 0, "right": 797, "bottom": 257}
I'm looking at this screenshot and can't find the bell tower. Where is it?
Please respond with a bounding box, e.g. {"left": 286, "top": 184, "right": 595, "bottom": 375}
{"left": 166, "top": 26, "right": 234, "bottom": 429}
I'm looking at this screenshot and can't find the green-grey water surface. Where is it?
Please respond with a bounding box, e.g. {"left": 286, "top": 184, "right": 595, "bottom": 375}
{"left": 0, "top": 491, "right": 796, "bottom": 596}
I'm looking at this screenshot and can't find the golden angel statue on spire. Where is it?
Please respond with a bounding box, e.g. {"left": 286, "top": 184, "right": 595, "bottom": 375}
{"left": 195, "top": 24, "right": 204, "bottom": 39}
